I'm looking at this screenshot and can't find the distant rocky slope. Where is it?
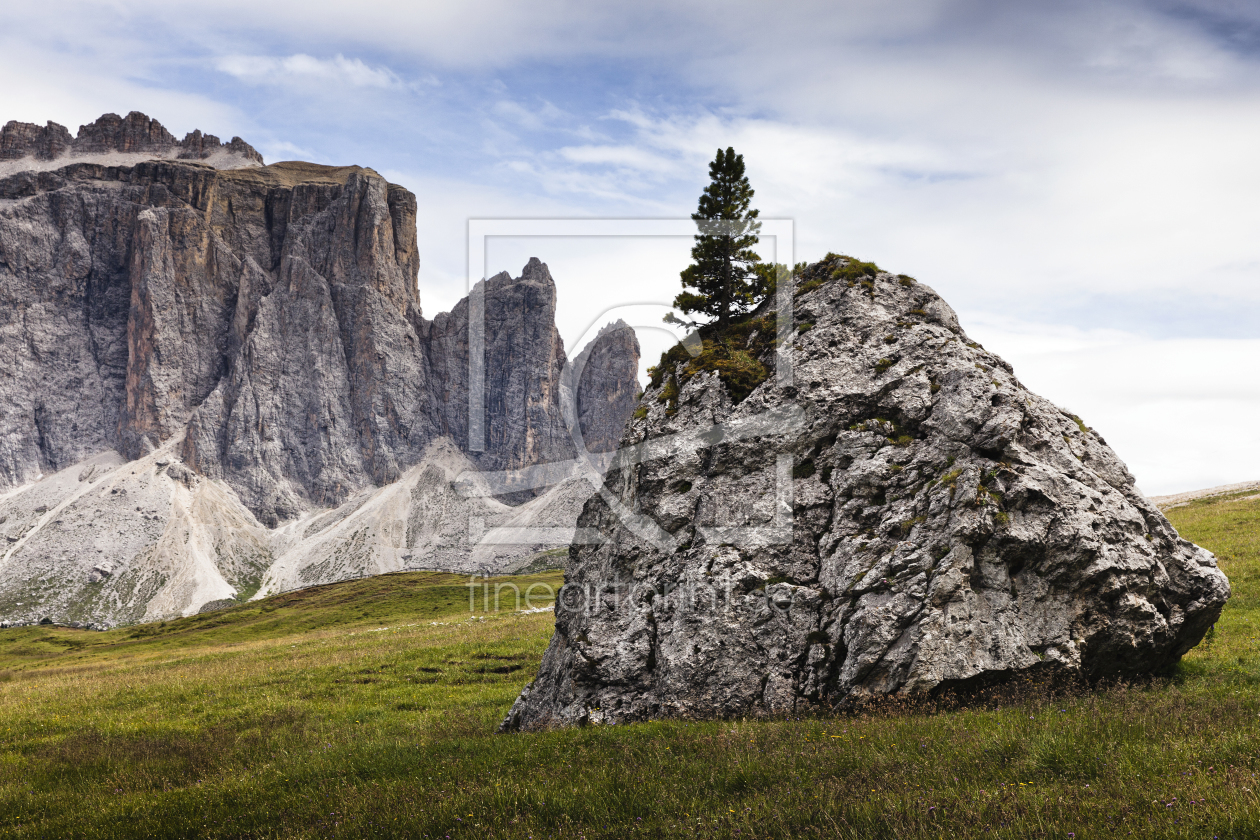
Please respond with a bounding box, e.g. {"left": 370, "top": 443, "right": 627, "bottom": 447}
{"left": 1149, "top": 481, "right": 1260, "bottom": 511}
{"left": 0, "top": 113, "right": 638, "bottom": 627}
{"left": 0, "top": 111, "right": 262, "bottom": 176}
{"left": 502, "top": 256, "right": 1230, "bottom": 729}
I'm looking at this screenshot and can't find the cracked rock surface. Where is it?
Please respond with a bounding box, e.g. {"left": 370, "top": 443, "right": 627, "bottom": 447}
{"left": 502, "top": 257, "right": 1230, "bottom": 730}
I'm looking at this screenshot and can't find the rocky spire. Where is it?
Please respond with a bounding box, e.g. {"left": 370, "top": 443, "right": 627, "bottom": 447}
{"left": 570, "top": 320, "right": 642, "bottom": 454}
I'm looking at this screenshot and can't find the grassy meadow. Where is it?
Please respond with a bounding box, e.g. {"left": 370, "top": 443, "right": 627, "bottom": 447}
{"left": 0, "top": 494, "right": 1258, "bottom": 838}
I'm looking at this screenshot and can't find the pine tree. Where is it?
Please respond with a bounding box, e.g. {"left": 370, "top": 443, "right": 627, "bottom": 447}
{"left": 673, "top": 147, "right": 762, "bottom": 327}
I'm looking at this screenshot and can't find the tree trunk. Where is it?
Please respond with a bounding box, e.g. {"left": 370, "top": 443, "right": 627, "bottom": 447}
{"left": 718, "top": 237, "right": 732, "bottom": 326}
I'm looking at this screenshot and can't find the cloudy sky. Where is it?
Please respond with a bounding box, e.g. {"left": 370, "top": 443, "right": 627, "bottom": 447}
{"left": 3, "top": 0, "right": 1258, "bottom": 494}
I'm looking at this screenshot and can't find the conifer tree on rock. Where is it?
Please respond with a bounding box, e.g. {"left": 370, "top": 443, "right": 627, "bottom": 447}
{"left": 673, "top": 147, "right": 762, "bottom": 327}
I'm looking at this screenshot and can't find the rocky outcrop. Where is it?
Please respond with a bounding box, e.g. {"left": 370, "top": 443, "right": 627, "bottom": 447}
{"left": 424, "top": 259, "right": 579, "bottom": 502}
{"left": 1, "top": 112, "right": 262, "bottom": 175}
{"left": 0, "top": 113, "right": 642, "bottom": 626}
{"left": 502, "top": 256, "right": 1230, "bottom": 730}
{"left": 570, "top": 320, "right": 642, "bottom": 455}
{"left": 0, "top": 120, "right": 72, "bottom": 161}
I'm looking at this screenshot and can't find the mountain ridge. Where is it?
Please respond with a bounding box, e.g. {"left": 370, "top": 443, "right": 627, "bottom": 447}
{"left": 0, "top": 111, "right": 262, "bottom": 176}
{"left": 0, "top": 112, "right": 640, "bottom": 627}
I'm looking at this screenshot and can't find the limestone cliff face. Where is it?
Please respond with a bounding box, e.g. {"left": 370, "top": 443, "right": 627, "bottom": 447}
{"left": 174, "top": 163, "right": 435, "bottom": 524}
{"left": 0, "top": 157, "right": 431, "bottom": 525}
{"left": 502, "top": 256, "right": 1230, "bottom": 730}
{"left": 0, "top": 113, "right": 642, "bottom": 626}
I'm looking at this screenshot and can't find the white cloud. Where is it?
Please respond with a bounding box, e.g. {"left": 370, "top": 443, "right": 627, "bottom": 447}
{"left": 963, "top": 312, "right": 1260, "bottom": 494}
{"left": 215, "top": 53, "right": 402, "bottom": 89}
{"left": 496, "top": 158, "right": 682, "bottom": 208}
{"left": 258, "top": 139, "right": 324, "bottom": 164}
{"left": 558, "top": 143, "right": 681, "bottom": 175}
{"left": 561, "top": 90, "right": 1260, "bottom": 329}
{"left": 491, "top": 99, "right": 567, "bottom": 131}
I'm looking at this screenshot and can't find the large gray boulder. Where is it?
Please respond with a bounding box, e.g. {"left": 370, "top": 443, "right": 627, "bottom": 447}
{"left": 502, "top": 256, "right": 1230, "bottom": 729}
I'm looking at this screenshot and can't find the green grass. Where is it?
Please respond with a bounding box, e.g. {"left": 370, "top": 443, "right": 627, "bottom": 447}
{"left": 1, "top": 497, "right": 1259, "bottom": 838}
{"left": 647, "top": 316, "right": 775, "bottom": 405}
